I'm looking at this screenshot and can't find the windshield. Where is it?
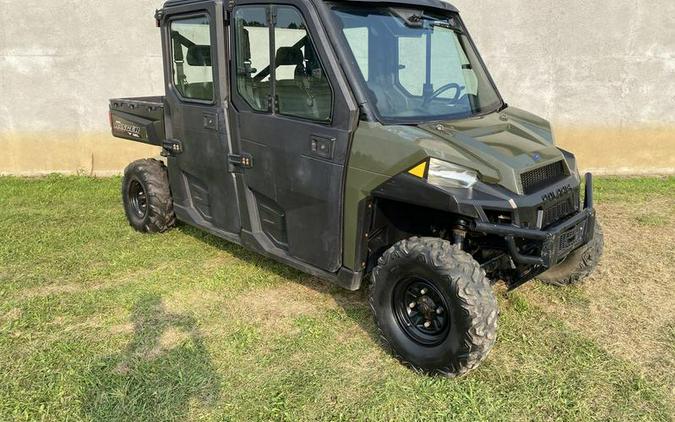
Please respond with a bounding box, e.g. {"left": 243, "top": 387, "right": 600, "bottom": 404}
{"left": 330, "top": 6, "right": 503, "bottom": 123}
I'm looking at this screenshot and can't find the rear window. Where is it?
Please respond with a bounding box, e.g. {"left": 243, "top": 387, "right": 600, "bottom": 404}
{"left": 170, "top": 16, "right": 215, "bottom": 102}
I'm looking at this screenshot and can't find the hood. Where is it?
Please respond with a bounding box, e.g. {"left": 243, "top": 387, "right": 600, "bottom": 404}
{"left": 414, "top": 107, "right": 568, "bottom": 194}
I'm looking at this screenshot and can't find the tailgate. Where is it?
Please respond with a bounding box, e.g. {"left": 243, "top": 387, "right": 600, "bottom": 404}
{"left": 109, "top": 96, "right": 165, "bottom": 146}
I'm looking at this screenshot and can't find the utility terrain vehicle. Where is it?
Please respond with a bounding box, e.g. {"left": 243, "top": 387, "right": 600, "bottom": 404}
{"left": 110, "top": 0, "right": 603, "bottom": 376}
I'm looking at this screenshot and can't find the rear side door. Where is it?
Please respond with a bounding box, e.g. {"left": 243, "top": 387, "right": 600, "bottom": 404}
{"left": 229, "top": 1, "right": 358, "bottom": 272}
{"left": 162, "top": 4, "right": 240, "bottom": 236}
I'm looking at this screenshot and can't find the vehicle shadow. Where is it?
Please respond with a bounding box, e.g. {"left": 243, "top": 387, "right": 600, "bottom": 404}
{"left": 176, "top": 224, "right": 381, "bottom": 343}
{"left": 81, "top": 294, "right": 221, "bottom": 421}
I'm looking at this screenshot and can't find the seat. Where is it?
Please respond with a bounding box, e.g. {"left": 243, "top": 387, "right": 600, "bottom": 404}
{"left": 275, "top": 46, "right": 306, "bottom": 79}
{"left": 274, "top": 46, "right": 314, "bottom": 117}
{"left": 183, "top": 45, "right": 214, "bottom": 100}
{"left": 368, "top": 75, "right": 409, "bottom": 116}
{"left": 184, "top": 82, "right": 213, "bottom": 101}
{"left": 186, "top": 45, "right": 212, "bottom": 67}
{"left": 303, "top": 44, "right": 331, "bottom": 121}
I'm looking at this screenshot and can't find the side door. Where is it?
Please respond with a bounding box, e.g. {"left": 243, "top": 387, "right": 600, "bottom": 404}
{"left": 229, "top": 2, "right": 358, "bottom": 272}
{"left": 162, "top": 6, "right": 240, "bottom": 236}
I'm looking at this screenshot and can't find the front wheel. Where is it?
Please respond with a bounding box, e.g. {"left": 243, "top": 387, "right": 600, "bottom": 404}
{"left": 370, "top": 237, "right": 498, "bottom": 377}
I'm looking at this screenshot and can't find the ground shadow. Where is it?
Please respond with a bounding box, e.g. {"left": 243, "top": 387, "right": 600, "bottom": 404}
{"left": 177, "top": 225, "right": 380, "bottom": 343}
{"left": 81, "top": 294, "right": 221, "bottom": 421}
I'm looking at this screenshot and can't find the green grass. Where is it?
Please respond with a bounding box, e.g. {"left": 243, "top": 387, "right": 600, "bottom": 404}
{"left": 593, "top": 175, "right": 674, "bottom": 202}
{"left": 635, "top": 213, "right": 671, "bottom": 227}
{"left": 0, "top": 176, "right": 673, "bottom": 421}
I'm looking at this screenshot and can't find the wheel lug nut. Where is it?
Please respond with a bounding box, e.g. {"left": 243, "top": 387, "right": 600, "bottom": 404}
{"left": 436, "top": 307, "right": 443, "bottom": 315}
{"left": 420, "top": 288, "right": 427, "bottom": 295}
{"left": 409, "top": 302, "right": 416, "bottom": 309}
{"left": 424, "top": 321, "right": 432, "bottom": 328}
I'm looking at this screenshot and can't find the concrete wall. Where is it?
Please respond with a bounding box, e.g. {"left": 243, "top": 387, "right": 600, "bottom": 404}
{"left": 1, "top": 0, "right": 673, "bottom": 175}
{"left": 452, "top": 0, "right": 675, "bottom": 175}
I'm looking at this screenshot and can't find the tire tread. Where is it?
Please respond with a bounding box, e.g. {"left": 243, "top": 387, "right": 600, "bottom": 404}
{"left": 369, "top": 237, "right": 498, "bottom": 377}
{"left": 539, "top": 224, "right": 604, "bottom": 286}
{"left": 122, "top": 159, "right": 176, "bottom": 233}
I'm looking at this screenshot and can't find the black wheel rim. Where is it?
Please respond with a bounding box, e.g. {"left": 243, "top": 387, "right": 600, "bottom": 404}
{"left": 393, "top": 278, "right": 450, "bottom": 346}
{"left": 128, "top": 179, "right": 148, "bottom": 219}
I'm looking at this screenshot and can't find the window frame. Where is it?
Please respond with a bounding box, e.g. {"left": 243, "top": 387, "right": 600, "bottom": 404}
{"left": 273, "top": 5, "right": 335, "bottom": 124}
{"left": 230, "top": 3, "right": 336, "bottom": 125}
{"left": 328, "top": 5, "right": 506, "bottom": 125}
{"left": 232, "top": 6, "right": 272, "bottom": 113}
{"left": 168, "top": 13, "right": 217, "bottom": 105}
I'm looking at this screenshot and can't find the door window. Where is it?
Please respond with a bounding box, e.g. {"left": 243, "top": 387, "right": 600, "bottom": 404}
{"left": 274, "top": 6, "right": 332, "bottom": 122}
{"left": 233, "top": 6, "right": 333, "bottom": 122}
{"left": 170, "top": 16, "right": 215, "bottom": 101}
{"left": 234, "top": 7, "right": 270, "bottom": 111}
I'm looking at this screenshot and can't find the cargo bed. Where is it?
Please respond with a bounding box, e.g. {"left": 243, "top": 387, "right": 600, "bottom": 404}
{"left": 109, "top": 96, "right": 165, "bottom": 146}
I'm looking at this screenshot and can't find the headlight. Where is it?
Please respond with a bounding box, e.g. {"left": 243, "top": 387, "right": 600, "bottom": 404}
{"left": 427, "top": 159, "right": 478, "bottom": 189}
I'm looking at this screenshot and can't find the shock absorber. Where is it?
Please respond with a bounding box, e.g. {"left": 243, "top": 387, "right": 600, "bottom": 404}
{"left": 452, "top": 219, "right": 469, "bottom": 250}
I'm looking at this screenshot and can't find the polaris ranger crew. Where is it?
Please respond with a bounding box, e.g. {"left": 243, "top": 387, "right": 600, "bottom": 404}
{"left": 110, "top": 0, "right": 603, "bottom": 376}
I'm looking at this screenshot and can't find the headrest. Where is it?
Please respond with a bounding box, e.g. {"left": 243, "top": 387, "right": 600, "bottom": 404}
{"left": 275, "top": 47, "right": 304, "bottom": 66}
{"left": 240, "top": 28, "right": 251, "bottom": 61}
{"left": 186, "top": 45, "right": 212, "bottom": 66}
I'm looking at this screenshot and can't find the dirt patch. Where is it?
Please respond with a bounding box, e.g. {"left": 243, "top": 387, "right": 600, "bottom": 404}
{"left": 143, "top": 327, "right": 191, "bottom": 360}
{"left": 16, "top": 260, "right": 192, "bottom": 301}
{"left": 18, "top": 276, "right": 139, "bottom": 301}
{"left": 198, "top": 253, "right": 241, "bottom": 271}
{"left": 21, "top": 283, "right": 86, "bottom": 298}
{"left": 227, "top": 281, "right": 340, "bottom": 333}
{"left": 45, "top": 314, "right": 134, "bottom": 340}
{"left": 523, "top": 198, "right": 675, "bottom": 387}
{"left": 109, "top": 322, "right": 135, "bottom": 336}
{"left": 2, "top": 307, "right": 23, "bottom": 322}
{"left": 165, "top": 289, "right": 225, "bottom": 315}
{"left": 159, "top": 327, "right": 190, "bottom": 349}
{"left": 114, "top": 362, "right": 131, "bottom": 375}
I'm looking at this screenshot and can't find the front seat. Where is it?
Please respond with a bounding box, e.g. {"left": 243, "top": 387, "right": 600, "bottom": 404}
{"left": 274, "top": 46, "right": 314, "bottom": 117}
{"left": 184, "top": 45, "right": 214, "bottom": 101}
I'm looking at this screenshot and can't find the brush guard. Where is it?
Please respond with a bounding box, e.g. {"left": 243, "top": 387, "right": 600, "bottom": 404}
{"left": 474, "top": 173, "right": 596, "bottom": 269}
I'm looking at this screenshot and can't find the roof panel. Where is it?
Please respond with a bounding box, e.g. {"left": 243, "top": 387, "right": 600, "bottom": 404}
{"left": 162, "top": 0, "right": 458, "bottom": 13}
{"left": 330, "top": 0, "right": 457, "bottom": 13}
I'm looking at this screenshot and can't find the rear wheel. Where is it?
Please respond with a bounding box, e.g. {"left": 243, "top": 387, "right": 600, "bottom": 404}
{"left": 539, "top": 223, "right": 604, "bottom": 286}
{"left": 122, "top": 159, "right": 176, "bottom": 233}
{"left": 370, "top": 237, "right": 498, "bottom": 377}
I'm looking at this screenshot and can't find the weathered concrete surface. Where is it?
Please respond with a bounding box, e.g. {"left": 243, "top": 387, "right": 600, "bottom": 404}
{"left": 0, "top": 0, "right": 164, "bottom": 175}
{"left": 452, "top": 0, "right": 675, "bottom": 174}
{"left": 1, "top": 0, "right": 674, "bottom": 175}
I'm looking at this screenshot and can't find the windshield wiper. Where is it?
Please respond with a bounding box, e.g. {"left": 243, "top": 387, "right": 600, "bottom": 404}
{"left": 409, "top": 14, "right": 464, "bottom": 33}
{"left": 429, "top": 21, "right": 458, "bottom": 31}
{"left": 392, "top": 8, "right": 463, "bottom": 32}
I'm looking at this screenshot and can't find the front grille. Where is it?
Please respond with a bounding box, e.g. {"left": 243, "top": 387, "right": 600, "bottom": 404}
{"left": 559, "top": 224, "right": 583, "bottom": 251}
{"left": 542, "top": 188, "right": 580, "bottom": 228}
{"left": 521, "top": 161, "right": 567, "bottom": 194}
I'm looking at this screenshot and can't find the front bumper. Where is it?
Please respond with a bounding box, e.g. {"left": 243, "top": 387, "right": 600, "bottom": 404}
{"left": 473, "top": 173, "right": 596, "bottom": 269}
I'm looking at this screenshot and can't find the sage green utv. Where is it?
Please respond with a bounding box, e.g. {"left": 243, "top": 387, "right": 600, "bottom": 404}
{"left": 109, "top": 0, "right": 603, "bottom": 376}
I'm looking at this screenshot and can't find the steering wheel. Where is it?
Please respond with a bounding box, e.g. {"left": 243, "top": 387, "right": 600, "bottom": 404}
{"left": 421, "top": 83, "right": 465, "bottom": 107}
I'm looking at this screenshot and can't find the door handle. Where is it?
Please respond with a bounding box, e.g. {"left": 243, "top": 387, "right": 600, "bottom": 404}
{"left": 203, "top": 113, "right": 218, "bottom": 130}
{"left": 310, "top": 136, "right": 335, "bottom": 160}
